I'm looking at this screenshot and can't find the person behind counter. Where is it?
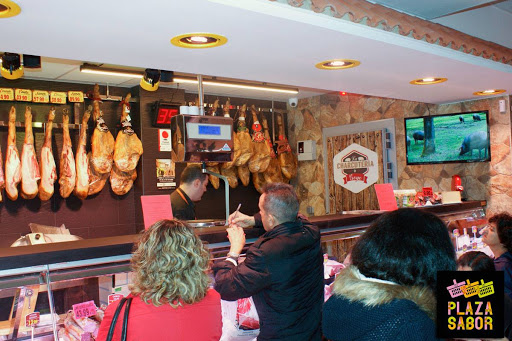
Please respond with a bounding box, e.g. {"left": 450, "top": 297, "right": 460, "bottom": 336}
{"left": 170, "top": 164, "right": 208, "bottom": 221}
{"left": 323, "top": 208, "right": 456, "bottom": 341}
{"left": 482, "top": 213, "right": 512, "bottom": 299}
{"left": 214, "top": 183, "right": 324, "bottom": 340}
{"left": 96, "top": 219, "right": 222, "bottom": 341}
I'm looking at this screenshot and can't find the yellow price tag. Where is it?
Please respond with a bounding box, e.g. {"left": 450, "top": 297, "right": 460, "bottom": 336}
{"left": 0, "top": 88, "right": 14, "bottom": 101}
{"left": 68, "top": 91, "right": 84, "bottom": 103}
{"left": 15, "top": 89, "right": 32, "bottom": 102}
{"left": 32, "top": 90, "right": 50, "bottom": 103}
{"left": 50, "top": 91, "right": 67, "bottom": 104}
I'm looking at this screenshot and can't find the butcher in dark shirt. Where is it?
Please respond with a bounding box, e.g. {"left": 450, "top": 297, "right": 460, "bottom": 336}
{"left": 170, "top": 165, "right": 208, "bottom": 221}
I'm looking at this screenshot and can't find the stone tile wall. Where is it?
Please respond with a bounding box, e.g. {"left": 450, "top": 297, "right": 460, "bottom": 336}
{"left": 288, "top": 93, "right": 511, "bottom": 216}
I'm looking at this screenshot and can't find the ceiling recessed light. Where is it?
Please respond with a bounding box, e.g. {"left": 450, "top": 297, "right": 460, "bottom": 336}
{"left": 171, "top": 33, "right": 227, "bottom": 49}
{"left": 410, "top": 77, "right": 447, "bottom": 85}
{"left": 315, "top": 59, "right": 360, "bottom": 70}
{"left": 0, "top": 0, "right": 21, "bottom": 18}
{"left": 473, "top": 89, "right": 506, "bottom": 96}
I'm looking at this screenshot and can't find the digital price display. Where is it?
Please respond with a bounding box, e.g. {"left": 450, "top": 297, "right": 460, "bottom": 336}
{"left": 153, "top": 102, "right": 179, "bottom": 127}
{"left": 198, "top": 125, "right": 221, "bottom": 136}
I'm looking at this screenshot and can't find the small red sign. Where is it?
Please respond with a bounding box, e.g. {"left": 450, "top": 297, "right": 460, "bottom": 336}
{"left": 72, "top": 300, "right": 97, "bottom": 319}
{"left": 108, "top": 294, "right": 124, "bottom": 305}
{"left": 422, "top": 187, "right": 433, "bottom": 197}
{"left": 25, "top": 312, "right": 40, "bottom": 327}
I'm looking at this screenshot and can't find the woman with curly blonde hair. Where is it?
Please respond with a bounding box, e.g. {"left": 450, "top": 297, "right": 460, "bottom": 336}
{"left": 97, "top": 219, "right": 222, "bottom": 341}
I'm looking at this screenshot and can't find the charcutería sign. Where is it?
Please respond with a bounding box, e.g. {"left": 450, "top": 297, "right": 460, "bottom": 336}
{"left": 333, "top": 143, "right": 378, "bottom": 193}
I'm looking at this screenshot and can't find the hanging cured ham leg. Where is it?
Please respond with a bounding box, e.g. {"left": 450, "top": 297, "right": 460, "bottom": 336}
{"left": 91, "top": 84, "right": 114, "bottom": 174}
{"left": 276, "top": 113, "right": 297, "bottom": 180}
{"left": 59, "top": 109, "right": 76, "bottom": 198}
{"left": 248, "top": 105, "right": 271, "bottom": 173}
{"left": 5, "top": 106, "right": 21, "bottom": 200}
{"left": 262, "top": 117, "right": 283, "bottom": 184}
{"left": 234, "top": 104, "right": 252, "bottom": 167}
{"left": 74, "top": 107, "right": 92, "bottom": 199}
{"left": 89, "top": 152, "right": 109, "bottom": 195}
{"left": 114, "top": 93, "right": 143, "bottom": 172}
{"left": 110, "top": 164, "right": 136, "bottom": 195}
{"left": 110, "top": 93, "right": 140, "bottom": 195}
{"left": 39, "top": 107, "right": 57, "bottom": 201}
{"left": 20, "top": 106, "right": 40, "bottom": 199}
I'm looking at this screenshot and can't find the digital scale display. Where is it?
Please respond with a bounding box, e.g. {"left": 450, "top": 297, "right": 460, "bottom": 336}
{"left": 198, "top": 125, "right": 221, "bottom": 136}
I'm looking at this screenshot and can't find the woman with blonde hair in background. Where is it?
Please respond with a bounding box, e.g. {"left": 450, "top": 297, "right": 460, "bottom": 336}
{"left": 97, "top": 219, "right": 222, "bottom": 341}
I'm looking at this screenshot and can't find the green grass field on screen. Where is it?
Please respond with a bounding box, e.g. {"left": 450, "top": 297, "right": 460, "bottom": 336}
{"left": 405, "top": 112, "right": 489, "bottom": 164}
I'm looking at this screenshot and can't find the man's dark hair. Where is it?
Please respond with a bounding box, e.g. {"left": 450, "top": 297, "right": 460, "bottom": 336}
{"left": 457, "top": 251, "right": 495, "bottom": 271}
{"left": 351, "top": 208, "right": 456, "bottom": 291}
{"left": 180, "top": 164, "right": 207, "bottom": 185}
{"left": 261, "top": 183, "right": 299, "bottom": 223}
{"left": 488, "top": 213, "right": 512, "bottom": 252}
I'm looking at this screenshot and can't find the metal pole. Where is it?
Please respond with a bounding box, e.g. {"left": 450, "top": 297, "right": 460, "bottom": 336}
{"left": 201, "top": 162, "right": 229, "bottom": 224}
{"left": 45, "top": 265, "right": 58, "bottom": 341}
{"left": 197, "top": 75, "right": 204, "bottom": 115}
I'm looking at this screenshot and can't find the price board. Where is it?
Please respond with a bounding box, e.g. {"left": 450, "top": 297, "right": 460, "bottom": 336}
{"left": 25, "top": 312, "right": 40, "bottom": 327}
{"left": 422, "top": 187, "right": 433, "bottom": 197}
{"left": 72, "top": 300, "right": 97, "bottom": 319}
{"left": 15, "top": 89, "right": 32, "bottom": 102}
{"left": 68, "top": 91, "right": 84, "bottom": 103}
{"left": 50, "top": 91, "right": 67, "bottom": 104}
{"left": 32, "top": 90, "right": 50, "bottom": 103}
{"left": 0, "top": 88, "right": 14, "bottom": 101}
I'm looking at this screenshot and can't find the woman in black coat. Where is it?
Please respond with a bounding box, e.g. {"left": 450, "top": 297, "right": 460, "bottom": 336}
{"left": 323, "top": 208, "right": 456, "bottom": 341}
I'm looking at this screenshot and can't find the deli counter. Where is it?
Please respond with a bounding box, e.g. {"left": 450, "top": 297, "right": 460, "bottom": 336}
{"left": 0, "top": 201, "right": 486, "bottom": 340}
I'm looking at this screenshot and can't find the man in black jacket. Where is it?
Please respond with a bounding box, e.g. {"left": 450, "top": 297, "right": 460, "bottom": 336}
{"left": 213, "top": 183, "right": 323, "bottom": 341}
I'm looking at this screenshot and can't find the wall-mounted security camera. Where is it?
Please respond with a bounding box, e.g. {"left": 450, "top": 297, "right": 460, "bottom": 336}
{"left": 288, "top": 97, "right": 298, "bottom": 108}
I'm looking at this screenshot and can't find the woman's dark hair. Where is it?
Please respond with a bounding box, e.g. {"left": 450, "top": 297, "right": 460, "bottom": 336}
{"left": 488, "top": 213, "right": 512, "bottom": 252}
{"left": 457, "top": 251, "right": 495, "bottom": 271}
{"left": 351, "top": 208, "right": 456, "bottom": 291}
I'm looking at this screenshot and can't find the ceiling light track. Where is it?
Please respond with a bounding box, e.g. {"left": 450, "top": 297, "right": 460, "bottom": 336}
{"left": 79, "top": 64, "right": 298, "bottom": 94}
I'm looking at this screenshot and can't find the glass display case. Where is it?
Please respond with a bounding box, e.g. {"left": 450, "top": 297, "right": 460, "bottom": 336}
{"left": 0, "top": 201, "right": 486, "bottom": 340}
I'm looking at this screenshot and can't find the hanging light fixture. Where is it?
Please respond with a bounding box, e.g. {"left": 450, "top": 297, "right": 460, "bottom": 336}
{"left": 1, "top": 52, "right": 23, "bottom": 79}
{"left": 140, "top": 69, "right": 161, "bottom": 91}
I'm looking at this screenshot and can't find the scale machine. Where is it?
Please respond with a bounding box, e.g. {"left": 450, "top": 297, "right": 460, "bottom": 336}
{"left": 170, "top": 114, "right": 233, "bottom": 163}
{"left": 170, "top": 114, "right": 234, "bottom": 225}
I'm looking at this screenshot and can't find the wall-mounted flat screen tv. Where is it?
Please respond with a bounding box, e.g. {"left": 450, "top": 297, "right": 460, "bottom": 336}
{"left": 405, "top": 111, "right": 490, "bottom": 165}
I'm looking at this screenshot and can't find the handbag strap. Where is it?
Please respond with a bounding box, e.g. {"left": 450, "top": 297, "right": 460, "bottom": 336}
{"left": 106, "top": 297, "right": 133, "bottom": 341}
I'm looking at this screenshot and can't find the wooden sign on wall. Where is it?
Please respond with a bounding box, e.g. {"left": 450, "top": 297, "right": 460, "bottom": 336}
{"left": 326, "top": 130, "right": 385, "bottom": 212}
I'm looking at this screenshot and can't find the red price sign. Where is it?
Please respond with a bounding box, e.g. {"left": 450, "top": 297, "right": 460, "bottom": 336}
{"left": 50, "top": 91, "right": 67, "bottom": 104}
{"left": 68, "top": 91, "right": 84, "bottom": 103}
{"left": 72, "top": 301, "right": 97, "bottom": 319}
{"left": 108, "top": 294, "right": 124, "bottom": 305}
{"left": 25, "top": 312, "right": 40, "bottom": 327}
{"left": 422, "top": 187, "right": 434, "bottom": 197}
{"left": 15, "top": 89, "right": 32, "bottom": 102}
{"left": 32, "top": 90, "right": 50, "bottom": 103}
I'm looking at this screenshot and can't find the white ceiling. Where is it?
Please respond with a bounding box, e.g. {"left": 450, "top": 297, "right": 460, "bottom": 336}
{"left": 1, "top": 0, "right": 511, "bottom": 104}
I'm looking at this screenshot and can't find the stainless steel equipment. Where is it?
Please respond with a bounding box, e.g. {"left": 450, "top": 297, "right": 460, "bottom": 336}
{"left": 170, "top": 114, "right": 234, "bottom": 163}
{"left": 185, "top": 219, "right": 226, "bottom": 228}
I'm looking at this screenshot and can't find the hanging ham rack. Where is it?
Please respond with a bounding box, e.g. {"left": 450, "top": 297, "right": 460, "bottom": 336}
{"left": 0, "top": 121, "right": 81, "bottom": 129}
